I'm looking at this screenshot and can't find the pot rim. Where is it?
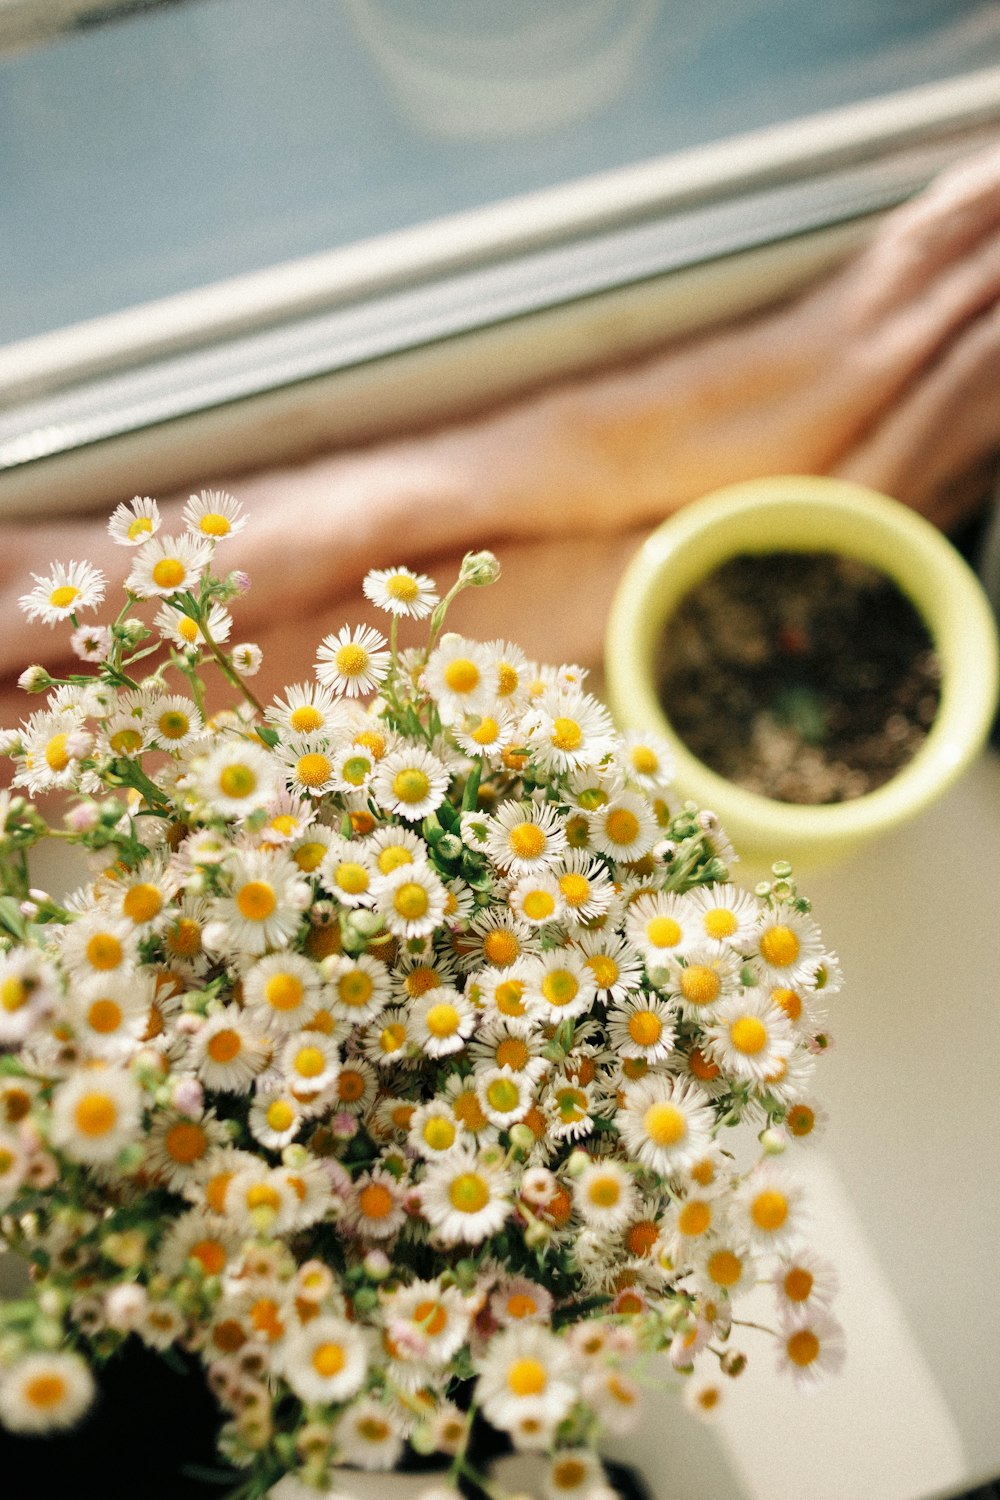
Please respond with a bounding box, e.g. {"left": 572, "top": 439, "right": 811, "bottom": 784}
{"left": 605, "top": 475, "right": 1000, "bottom": 851}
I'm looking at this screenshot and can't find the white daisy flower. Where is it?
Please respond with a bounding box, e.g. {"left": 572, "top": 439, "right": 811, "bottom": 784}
{"left": 618, "top": 1075, "right": 715, "bottom": 1177}
{"left": 685, "top": 883, "right": 761, "bottom": 950}
{"left": 333, "top": 740, "right": 376, "bottom": 794}
{"left": 345, "top": 1167, "right": 408, "bottom": 1242}
{"left": 375, "top": 861, "right": 448, "bottom": 940}
{"left": 475, "top": 1066, "right": 536, "bottom": 1129}
{"left": 682, "top": 1370, "right": 725, "bottom": 1421}
{"left": 544, "top": 1449, "right": 608, "bottom": 1500}
{"left": 696, "top": 1240, "right": 758, "bottom": 1301}
{"left": 410, "top": 986, "right": 476, "bottom": 1058}
{"left": 0, "top": 952, "right": 58, "bottom": 1045}
{"left": 782, "top": 1096, "right": 829, "bottom": 1144}
{"left": 587, "top": 791, "right": 659, "bottom": 863}
{"left": 328, "top": 1059, "right": 378, "bottom": 1115}
{"left": 508, "top": 870, "right": 565, "bottom": 928}
{"left": 107, "top": 495, "right": 161, "bottom": 546}
{"left": 420, "top": 1148, "right": 513, "bottom": 1246}
{"left": 154, "top": 600, "right": 232, "bottom": 652}
{"left": 733, "top": 1165, "right": 807, "bottom": 1252}
{"left": 50, "top": 1065, "right": 143, "bottom": 1164}
{"left": 375, "top": 747, "right": 454, "bottom": 825}
{"left": 619, "top": 729, "right": 675, "bottom": 790}
{"left": 224, "top": 1161, "right": 302, "bottom": 1236}
{"left": 363, "top": 565, "right": 438, "bottom": 619}
{"left": 365, "top": 822, "right": 426, "bottom": 879}
{"left": 580, "top": 1364, "right": 643, "bottom": 1435}
{"left": 703, "top": 990, "right": 795, "bottom": 1084}
{"left": 467, "top": 1018, "right": 548, "bottom": 1081}
{"left": 485, "top": 638, "right": 531, "bottom": 709}
{"left": 191, "top": 1007, "right": 269, "bottom": 1092}
{"left": 407, "top": 1100, "right": 467, "bottom": 1161}
{"left": 573, "top": 1158, "right": 636, "bottom": 1232}
{"left": 323, "top": 952, "right": 392, "bottom": 1024}
{"left": 772, "top": 1247, "right": 839, "bottom": 1315}
{"left": 489, "top": 1276, "right": 553, "bottom": 1328}
{"left": 242, "top": 951, "right": 324, "bottom": 1033}
{"left": 126, "top": 532, "right": 213, "bottom": 598}
{"left": 280, "top": 1031, "right": 341, "bottom": 1093}
{"left": 392, "top": 949, "right": 458, "bottom": 1004}
{"left": 278, "top": 1315, "right": 369, "bottom": 1405}
{"left": 182, "top": 488, "right": 247, "bottom": 540}
{"left": 550, "top": 852, "right": 616, "bottom": 928}
{"left": 188, "top": 740, "right": 277, "bottom": 820}
{"left": 605, "top": 993, "right": 676, "bottom": 1064}
{"left": 750, "top": 906, "right": 826, "bottom": 986}
{"left": 264, "top": 680, "right": 345, "bottom": 738}
{"left": 775, "top": 1309, "right": 846, "bottom": 1389}
{"left": 451, "top": 706, "right": 517, "bottom": 763}
{"left": 315, "top": 623, "right": 390, "bottom": 698}
{"left": 0, "top": 1351, "right": 96, "bottom": 1433}
{"left": 525, "top": 949, "right": 596, "bottom": 1023}
{"left": 485, "top": 800, "right": 567, "bottom": 877}
{"left": 334, "top": 1396, "right": 405, "bottom": 1470}
{"left": 145, "top": 1111, "right": 229, "bottom": 1191}
{"left": 230, "top": 641, "right": 263, "bottom": 676}
{"left": 66, "top": 972, "right": 155, "bottom": 1058}
{"left": 321, "top": 835, "right": 379, "bottom": 909}
{"left": 156, "top": 1207, "right": 242, "bottom": 1280}
{"left": 663, "top": 1191, "right": 721, "bottom": 1263}
{"left": 274, "top": 735, "right": 338, "bottom": 799}
{"left": 669, "top": 945, "right": 742, "bottom": 1020}
{"left": 573, "top": 930, "right": 644, "bottom": 1004}
{"left": 423, "top": 634, "right": 499, "bottom": 723}
{"left": 14, "top": 710, "right": 87, "bottom": 796}
{"left": 459, "top": 908, "right": 538, "bottom": 974}
{"left": 521, "top": 686, "right": 617, "bottom": 776}
{"left": 545, "top": 1075, "right": 597, "bottom": 1143}
{"left": 211, "top": 849, "right": 310, "bottom": 955}
{"left": 143, "top": 693, "right": 204, "bottom": 751}
{"left": 248, "top": 1089, "right": 305, "bottom": 1151}
{"left": 19, "top": 559, "right": 106, "bottom": 625}
{"left": 362, "top": 1007, "right": 416, "bottom": 1069}
{"left": 382, "top": 1278, "right": 474, "bottom": 1366}
{"left": 474, "top": 1323, "right": 576, "bottom": 1436}
{"left": 100, "top": 710, "right": 149, "bottom": 759}
{"left": 57, "top": 912, "right": 137, "bottom": 983}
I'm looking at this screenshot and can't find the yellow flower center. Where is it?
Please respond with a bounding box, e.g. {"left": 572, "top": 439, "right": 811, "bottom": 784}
{"left": 627, "top": 1010, "right": 662, "bottom": 1047}
{"left": 394, "top": 882, "right": 429, "bottom": 920}
{"left": 358, "top": 1182, "right": 395, "bottom": 1219}
{"left": 289, "top": 704, "right": 324, "bottom": 733}
{"left": 588, "top": 1175, "right": 621, "bottom": 1208}
{"left": 158, "top": 710, "right": 190, "bottom": 741}
{"left": 452, "top": 1090, "right": 488, "bottom": 1133}
{"left": 604, "top": 809, "right": 640, "bottom": 845}
{"left": 218, "top": 764, "right": 257, "bottom": 799}
{"left": 341, "top": 754, "right": 371, "bottom": 786}
{"left": 177, "top": 616, "right": 199, "bottom": 643}
{"left": 552, "top": 1459, "right": 588, "bottom": 1492}
{"left": 191, "top": 1238, "right": 227, "bottom": 1276}
{"left": 0, "top": 979, "right": 27, "bottom": 1013}
{"left": 552, "top": 716, "right": 582, "bottom": 751}
{"left": 167, "top": 917, "right": 202, "bottom": 957}
{"left": 312, "top": 1342, "right": 346, "bottom": 1378}
{"left": 237, "top": 882, "right": 276, "bottom": 921}
{"left": 292, "top": 841, "right": 325, "bottom": 873}
{"left": 393, "top": 768, "right": 430, "bottom": 804}
{"left": 295, "top": 752, "right": 331, "bottom": 788}
{"left": 377, "top": 846, "right": 413, "bottom": 875}
{"left": 704, "top": 907, "right": 737, "bottom": 939}
{"left": 444, "top": 658, "right": 479, "bottom": 694}
{"left": 708, "top": 1249, "right": 743, "bottom": 1287}
{"left": 422, "top": 1117, "right": 456, "bottom": 1151}
{"left": 586, "top": 954, "right": 619, "bottom": 987}
{"left": 74, "top": 1091, "right": 117, "bottom": 1137}
{"left": 109, "top": 727, "right": 143, "bottom": 755}
{"left": 386, "top": 572, "right": 420, "bottom": 601}
{"left": 506, "top": 1357, "right": 547, "bottom": 1397}
{"left": 508, "top": 821, "right": 546, "bottom": 860}
{"left": 787, "top": 1329, "right": 820, "bottom": 1367}
{"left": 471, "top": 716, "right": 499, "bottom": 745}
{"left": 413, "top": 1298, "right": 448, "bottom": 1335}
{"left": 48, "top": 585, "right": 79, "bottom": 609}
{"left": 643, "top": 1101, "right": 686, "bottom": 1147}
{"left": 293, "top": 1046, "right": 326, "bottom": 1079}
{"left": 629, "top": 745, "right": 659, "bottom": 775}
{"left": 152, "top": 558, "right": 186, "bottom": 590}
{"left": 759, "top": 924, "right": 800, "bottom": 968}
{"left": 486, "top": 1077, "right": 521, "bottom": 1113}
{"left": 338, "top": 1069, "right": 366, "bottom": 1103}
{"left": 207, "top": 1029, "right": 242, "bottom": 1064}
{"left": 496, "top": 662, "right": 519, "bottom": 697}
{"left": 45, "top": 733, "right": 70, "bottom": 772}
{"left": 86, "top": 998, "right": 123, "bottom": 1034}
{"left": 165, "top": 1121, "right": 208, "bottom": 1164}
{"left": 786, "top": 1105, "right": 816, "bottom": 1138}
{"left": 448, "top": 1172, "right": 490, "bottom": 1214}
{"left": 483, "top": 929, "right": 520, "bottom": 967}
{"left": 677, "top": 1199, "right": 712, "bottom": 1237}
{"left": 123, "top": 883, "right": 162, "bottom": 924}
{"left": 24, "top": 1373, "right": 69, "bottom": 1410}
{"left": 645, "top": 915, "right": 681, "bottom": 949}
{"left": 265, "top": 973, "right": 304, "bottom": 1011}
{"left": 730, "top": 1015, "right": 768, "bottom": 1054}
{"left": 494, "top": 979, "right": 526, "bottom": 1016}
{"left": 522, "top": 890, "right": 555, "bottom": 922}
{"left": 751, "top": 1189, "right": 788, "bottom": 1231}
{"left": 783, "top": 1266, "right": 814, "bottom": 1302}
{"left": 128, "top": 516, "right": 153, "bottom": 541}
{"left": 541, "top": 970, "right": 578, "bottom": 1007}
{"left": 425, "top": 1002, "right": 460, "bottom": 1038}
{"left": 335, "top": 643, "right": 369, "bottom": 677}
{"left": 507, "top": 1292, "right": 539, "bottom": 1319}
{"left": 495, "top": 1037, "right": 530, "bottom": 1071}
{"left": 338, "top": 970, "right": 374, "bottom": 1008}
{"left": 198, "top": 512, "right": 230, "bottom": 536}
{"left": 379, "top": 1022, "right": 407, "bottom": 1054}
{"left": 680, "top": 965, "right": 721, "bottom": 1006}
{"left": 558, "top": 873, "right": 590, "bottom": 907}
{"left": 333, "top": 861, "right": 368, "bottom": 896}
{"left": 86, "top": 933, "right": 123, "bottom": 971}
{"left": 625, "top": 1220, "right": 659, "bottom": 1258}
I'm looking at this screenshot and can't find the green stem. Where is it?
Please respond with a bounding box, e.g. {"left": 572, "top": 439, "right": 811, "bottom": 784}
{"left": 200, "top": 619, "right": 265, "bottom": 716}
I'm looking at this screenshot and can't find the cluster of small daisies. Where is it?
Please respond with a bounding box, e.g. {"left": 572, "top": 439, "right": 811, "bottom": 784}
{"left": 0, "top": 491, "right": 844, "bottom": 1500}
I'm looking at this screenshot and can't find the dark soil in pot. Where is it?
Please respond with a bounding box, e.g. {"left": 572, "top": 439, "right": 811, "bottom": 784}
{"left": 655, "top": 551, "right": 942, "bottom": 805}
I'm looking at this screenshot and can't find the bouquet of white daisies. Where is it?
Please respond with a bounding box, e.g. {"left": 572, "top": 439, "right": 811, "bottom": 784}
{"left": 0, "top": 491, "right": 843, "bottom": 1500}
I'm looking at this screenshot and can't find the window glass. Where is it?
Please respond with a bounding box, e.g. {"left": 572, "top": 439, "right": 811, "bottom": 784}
{"left": 2, "top": 0, "right": 999, "bottom": 344}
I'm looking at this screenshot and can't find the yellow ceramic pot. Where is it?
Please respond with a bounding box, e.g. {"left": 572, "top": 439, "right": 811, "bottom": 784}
{"left": 605, "top": 475, "right": 1000, "bottom": 873}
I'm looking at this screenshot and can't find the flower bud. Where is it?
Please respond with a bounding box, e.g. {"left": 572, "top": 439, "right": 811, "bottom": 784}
{"left": 17, "top": 665, "right": 50, "bottom": 694}
{"left": 458, "top": 550, "right": 501, "bottom": 587}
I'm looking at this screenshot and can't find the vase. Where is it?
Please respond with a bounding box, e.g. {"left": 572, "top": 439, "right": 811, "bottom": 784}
{"left": 604, "top": 475, "right": 1000, "bottom": 873}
